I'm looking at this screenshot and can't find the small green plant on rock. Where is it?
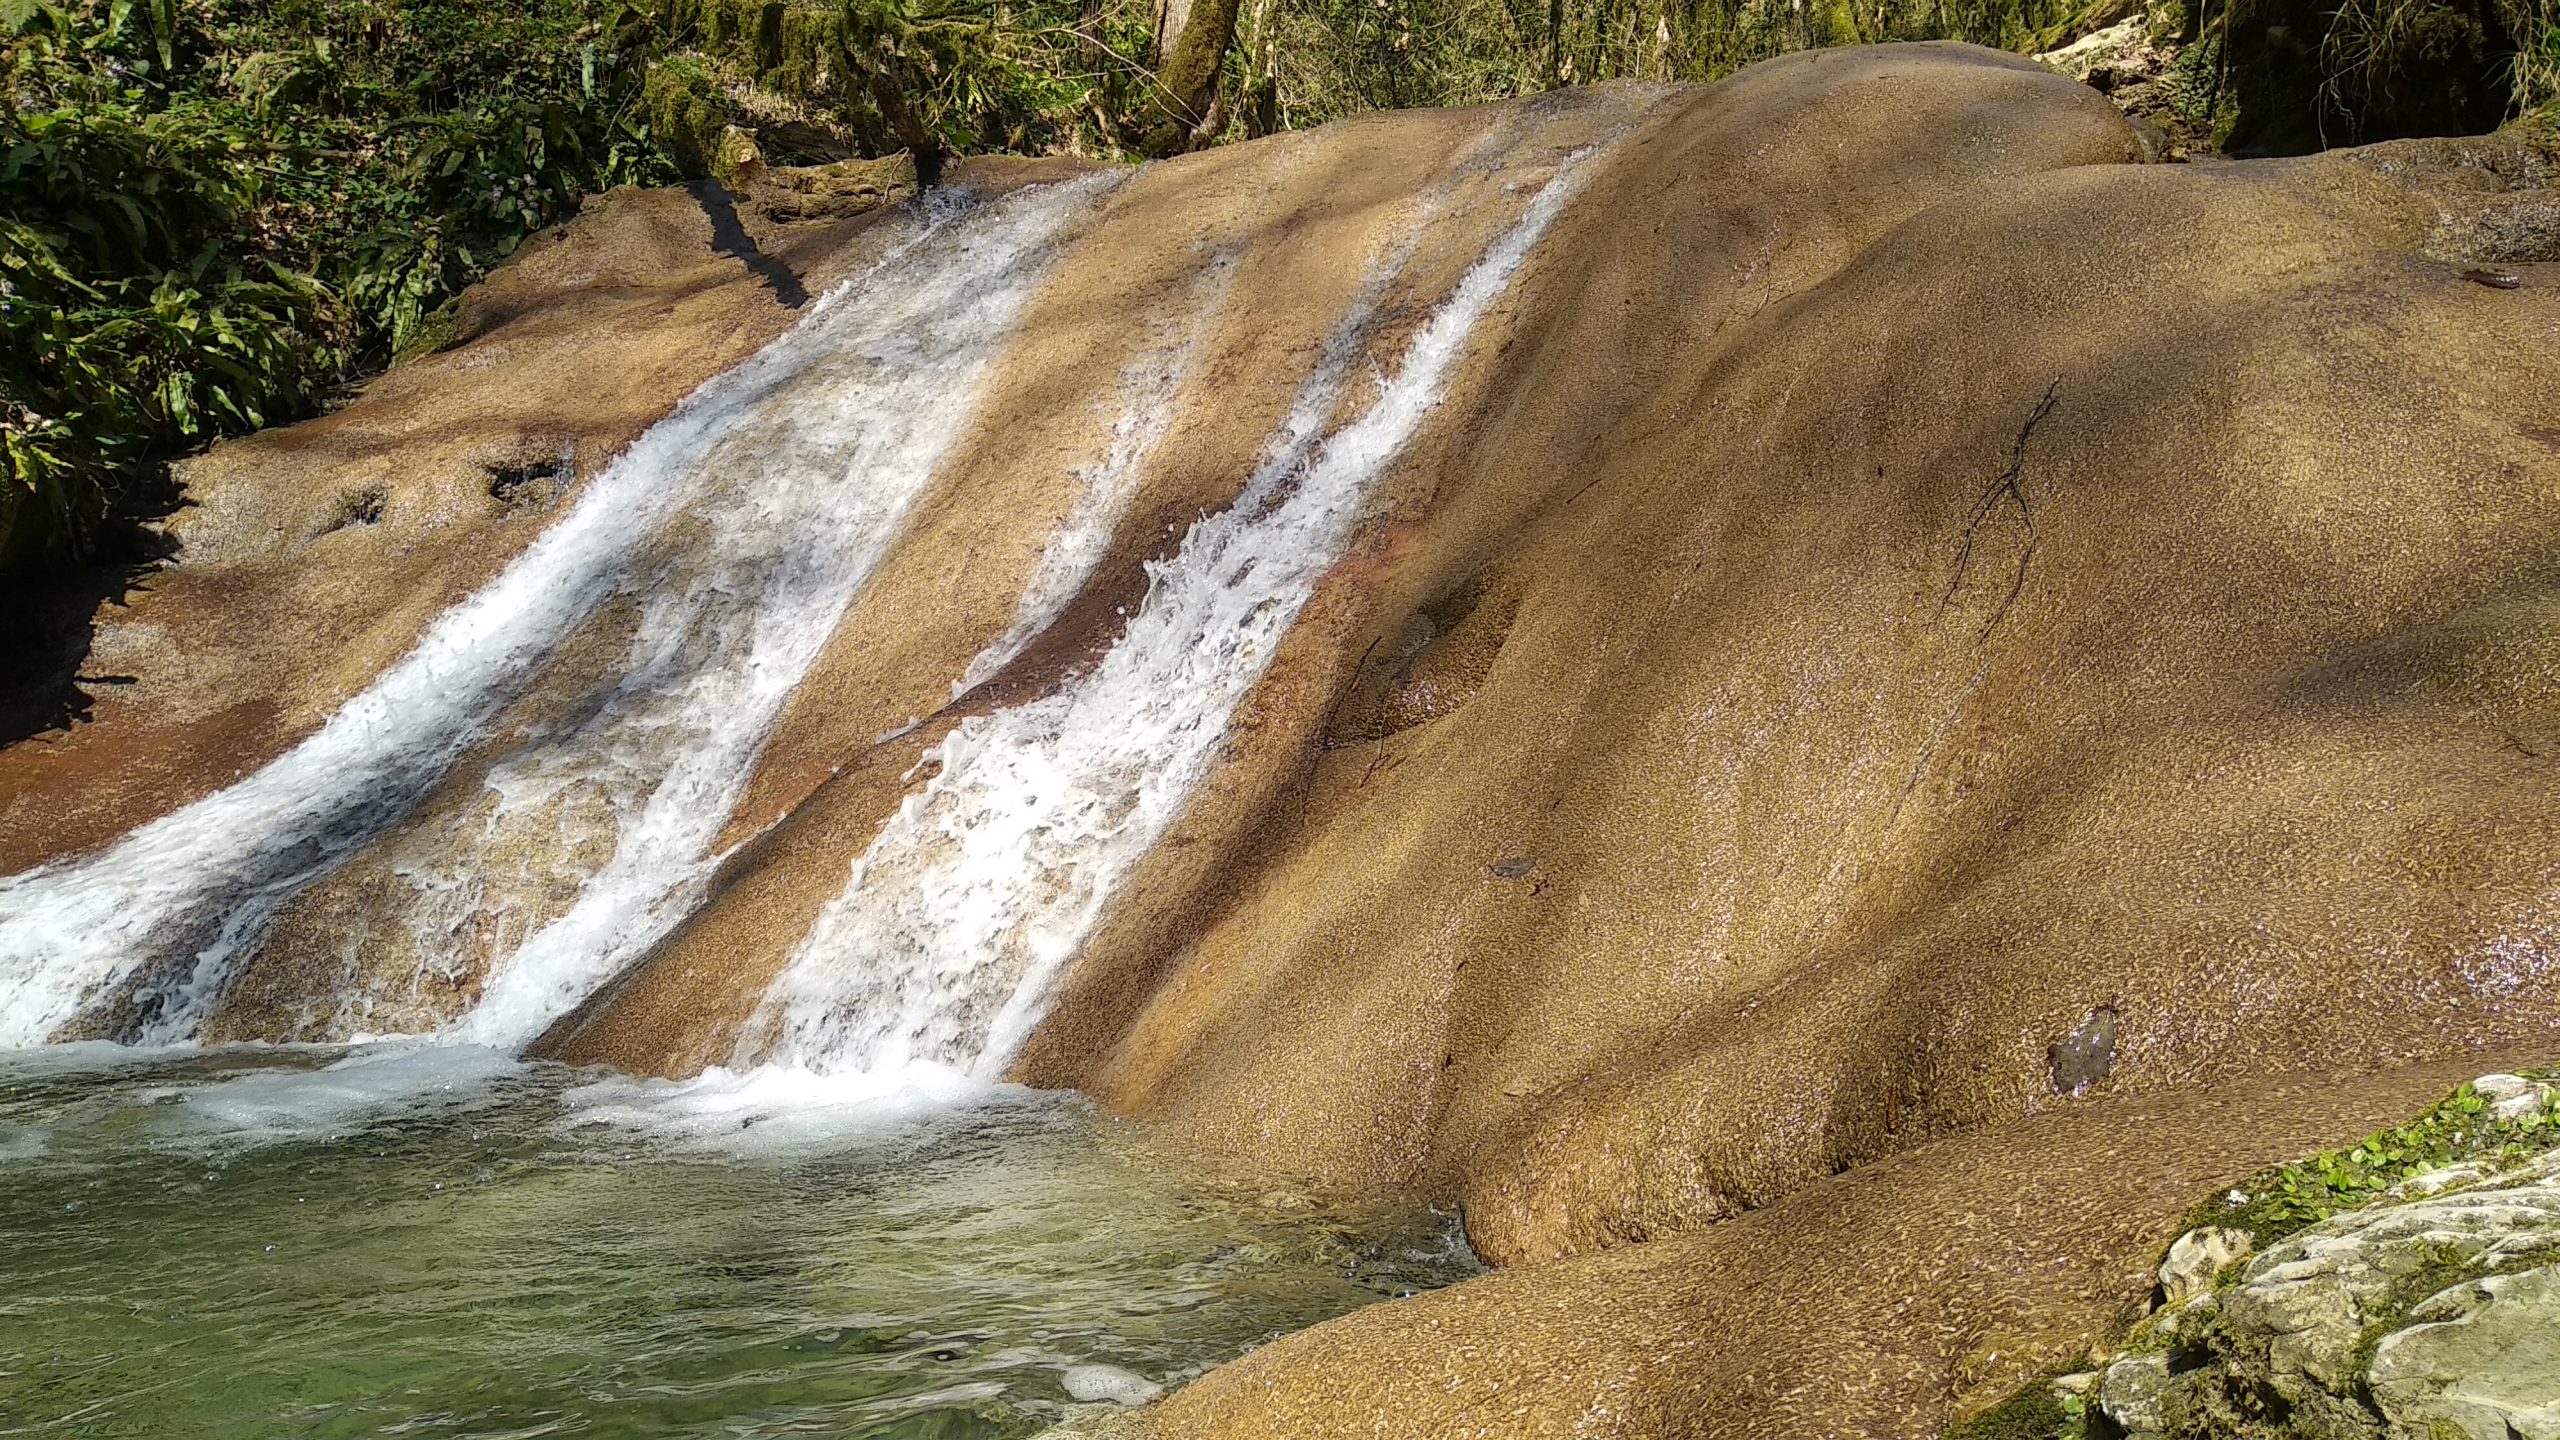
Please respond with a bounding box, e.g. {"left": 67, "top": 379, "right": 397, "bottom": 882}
{"left": 2190, "top": 1070, "right": 2560, "bottom": 1247}
{"left": 1945, "top": 1373, "right": 2091, "bottom": 1440}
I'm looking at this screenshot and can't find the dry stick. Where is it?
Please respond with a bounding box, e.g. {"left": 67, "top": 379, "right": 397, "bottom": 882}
{"left": 1937, "top": 376, "right": 2061, "bottom": 642}
{"left": 1359, "top": 729, "right": 1398, "bottom": 788}
{"left": 1297, "top": 634, "right": 1382, "bottom": 823}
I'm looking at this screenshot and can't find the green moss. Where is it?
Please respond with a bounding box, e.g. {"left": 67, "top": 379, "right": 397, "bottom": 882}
{"left": 2344, "top": 1237, "right": 2560, "bottom": 1377}
{"left": 1945, "top": 1370, "right": 2089, "bottom": 1440}
{"left": 1809, "top": 0, "right": 1864, "bottom": 49}
{"left": 643, "top": 56, "right": 734, "bottom": 174}
{"left": 2184, "top": 1070, "right": 2560, "bottom": 1248}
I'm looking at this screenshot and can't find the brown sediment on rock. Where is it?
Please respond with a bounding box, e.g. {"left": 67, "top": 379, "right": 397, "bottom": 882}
{"left": 1018, "top": 46, "right": 2559, "bottom": 1433}
{"left": 534, "top": 83, "right": 1686, "bottom": 1070}
{"left": 983, "top": 53, "right": 2560, "bottom": 1424}
{"left": 1032, "top": 84, "right": 2560, "bottom": 1274}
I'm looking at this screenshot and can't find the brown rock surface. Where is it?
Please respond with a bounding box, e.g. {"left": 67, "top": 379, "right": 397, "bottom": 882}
{"left": 7, "top": 38, "right": 2559, "bottom": 1437}
{"left": 1035, "top": 83, "right": 2560, "bottom": 1274}
{"left": 549, "top": 46, "right": 2155, "bottom": 1070}
{"left": 544, "top": 47, "right": 2560, "bottom": 1429}
{"left": 1142, "top": 1054, "right": 2538, "bottom": 1438}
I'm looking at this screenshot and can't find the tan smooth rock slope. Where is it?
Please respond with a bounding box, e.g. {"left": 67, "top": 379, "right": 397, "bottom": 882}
{"left": 4, "top": 38, "right": 2558, "bottom": 1436}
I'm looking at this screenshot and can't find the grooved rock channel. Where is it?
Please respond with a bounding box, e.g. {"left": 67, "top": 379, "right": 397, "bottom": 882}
{"left": 4, "top": 40, "right": 2559, "bottom": 1439}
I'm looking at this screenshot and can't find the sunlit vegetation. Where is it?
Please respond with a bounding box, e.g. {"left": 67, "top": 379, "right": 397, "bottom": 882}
{"left": 4, "top": 0, "right": 2553, "bottom": 576}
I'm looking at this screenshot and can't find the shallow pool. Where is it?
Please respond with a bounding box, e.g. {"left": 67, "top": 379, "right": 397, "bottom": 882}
{"left": 0, "top": 1044, "right": 1474, "bottom": 1438}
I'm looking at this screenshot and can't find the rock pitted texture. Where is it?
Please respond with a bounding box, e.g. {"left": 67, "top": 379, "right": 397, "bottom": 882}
{"left": 1027, "top": 54, "right": 2560, "bottom": 1273}
{"left": 5, "top": 38, "right": 2559, "bottom": 1438}
{"left": 1131, "top": 1060, "right": 2548, "bottom": 1438}
{"left": 2098, "top": 1079, "right": 2560, "bottom": 1440}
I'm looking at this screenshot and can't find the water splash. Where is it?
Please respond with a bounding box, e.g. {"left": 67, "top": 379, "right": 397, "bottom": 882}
{"left": 745, "top": 149, "right": 1596, "bottom": 1079}
{"left": 954, "top": 249, "right": 1238, "bottom": 697}
{"left": 0, "top": 175, "right": 1125, "bottom": 1048}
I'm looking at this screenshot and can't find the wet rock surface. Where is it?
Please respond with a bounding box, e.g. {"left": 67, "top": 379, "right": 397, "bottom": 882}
{"left": 5, "top": 38, "right": 2558, "bottom": 1440}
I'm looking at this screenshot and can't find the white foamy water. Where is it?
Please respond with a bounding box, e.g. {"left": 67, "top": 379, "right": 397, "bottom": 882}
{"left": 953, "top": 251, "right": 1237, "bottom": 697}
{"left": 161, "top": 1042, "right": 527, "bottom": 1141}
{"left": 0, "top": 175, "right": 1123, "bottom": 1048}
{"left": 555, "top": 1060, "right": 992, "bottom": 1158}
{"left": 437, "top": 177, "right": 1128, "bottom": 1049}
{"left": 745, "top": 151, "right": 1596, "bottom": 1079}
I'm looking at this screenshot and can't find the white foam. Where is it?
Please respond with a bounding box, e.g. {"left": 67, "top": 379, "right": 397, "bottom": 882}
{"left": 158, "top": 1041, "right": 524, "bottom": 1143}
{"left": 0, "top": 175, "right": 1124, "bottom": 1048}
{"left": 744, "top": 149, "right": 1597, "bottom": 1079}
{"left": 954, "top": 250, "right": 1238, "bottom": 697}
{"left": 553, "top": 1060, "right": 994, "bottom": 1158}
{"left": 442, "top": 175, "right": 1125, "bottom": 1049}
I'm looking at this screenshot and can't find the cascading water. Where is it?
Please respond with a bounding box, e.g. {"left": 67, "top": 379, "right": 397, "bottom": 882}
{"left": 743, "top": 150, "right": 1596, "bottom": 1081}
{"left": 951, "top": 251, "right": 1239, "bottom": 699}
{"left": 0, "top": 117, "right": 1615, "bottom": 1440}
{"left": 0, "top": 141, "right": 1598, "bottom": 1076}
{"left": 0, "top": 174, "right": 1125, "bottom": 1048}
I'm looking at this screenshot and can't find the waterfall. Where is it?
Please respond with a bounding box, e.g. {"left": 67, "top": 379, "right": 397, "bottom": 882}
{"left": 0, "top": 137, "right": 1598, "bottom": 1074}
{"left": 0, "top": 175, "right": 1123, "bottom": 1048}
{"left": 743, "top": 149, "right": 1595, "bottom": 1080}
{"left": 952, "top": 251, "right": 1239, "bottom": 699}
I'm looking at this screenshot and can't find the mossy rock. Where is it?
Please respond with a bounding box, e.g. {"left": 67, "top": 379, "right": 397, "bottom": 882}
{"left": 709, "top": 124, "right": 765, "bottom": 185}
{"left": 642, "top": 58, "right": 737, "bottom": 176}
{"left": 1946, "top": 1378, "right": 2078, "bottom": 1440}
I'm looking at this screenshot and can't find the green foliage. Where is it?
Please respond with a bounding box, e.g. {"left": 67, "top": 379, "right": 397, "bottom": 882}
{"left": 0, "top": 0, "right": 1200, "bottom": 571}
{"left": 2515, "top": 0, "right": 2560, "bottom": 111}
{"left": 2190, "top": 1070, "right": 2560, "bottom": 1247}
{"left": 1261, "top": 0, "right": 2080, "bottom": 127}
{"left": 1945, "top": 1373, "right": 2088, "bottom": 1440}
{"left": 633, "top": 0, "right": 1166, "bottom": 163}
{"left": 2313, "top": 0, "right": 2553, "bottom": 139}
{"left": 1, "top": 84, "right": 340, "bottom": 558}
{"left": 1, "top": 0, "right": 685, "bottom": 565}
{"left": 8, "top": 0, "right": 2550, "bottom": 577}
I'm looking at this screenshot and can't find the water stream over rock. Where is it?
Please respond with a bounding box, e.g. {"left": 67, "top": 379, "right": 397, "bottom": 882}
{"left": 0, "top": 127, "right": 1607, "bottom": 1436}
{"left": 10, "top": 40, "right": 2555, "bottom": 1437}
{"left": 0, "top": 151, "right": 1592, "bottom": 1076}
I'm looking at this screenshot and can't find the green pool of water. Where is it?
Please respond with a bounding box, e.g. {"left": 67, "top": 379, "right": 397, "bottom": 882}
{"left": 0, "top": 1044, "right": 1475, "bottom": 1439}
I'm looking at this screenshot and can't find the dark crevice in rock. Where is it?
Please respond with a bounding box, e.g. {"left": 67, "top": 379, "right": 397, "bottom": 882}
{"left": 1325, "top": 562, "right": 1526, "bottom": 749}
{"left": 488, "top": 456, "right": 572, "bottom": 509}
{"left": 323, "top": 486, "right": 388, "bottom": 534}
{"left": 2051, "top": 1004, "right": 2124, "bottom": 1096}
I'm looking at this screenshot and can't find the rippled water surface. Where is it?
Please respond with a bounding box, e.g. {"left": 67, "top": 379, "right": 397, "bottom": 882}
{"left": 0, "top": 1045, "right": 1475, "bottom": 1438}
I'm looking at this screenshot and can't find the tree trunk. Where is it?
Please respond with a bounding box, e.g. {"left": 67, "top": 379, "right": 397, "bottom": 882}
{"left": 853, "top": 50, "right": 946, "bottom": 185}
{"left": 1139, "top": 0, "right": 1243, "bottom": 155}
{"left": 1154, "top": 0, "right": 1195, "bottom": 63}
{"left": 1239, "top": 0, "right": 1281, "bottom": 137}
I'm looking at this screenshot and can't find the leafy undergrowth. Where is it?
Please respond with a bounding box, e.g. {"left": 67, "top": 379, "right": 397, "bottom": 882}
{"left": 0, "top": 0, "right": 1163, "bottom": 574}
{"left": 1, "top": 0, "right": 682, "bottom": 567}
{"left": 9, "top": 0, "right": 2558, "bottom": 586}
{"left": 2186, "top": 1067, "right": 2560, "bottom": 1247}
{"left": 1945, "top": 1375, "right": 2084, "bottom": 1440}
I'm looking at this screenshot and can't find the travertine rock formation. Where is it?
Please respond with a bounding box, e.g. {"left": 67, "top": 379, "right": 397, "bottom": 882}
{"left": 6, "top": 39, "right": 2558, "bottom": 1436}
